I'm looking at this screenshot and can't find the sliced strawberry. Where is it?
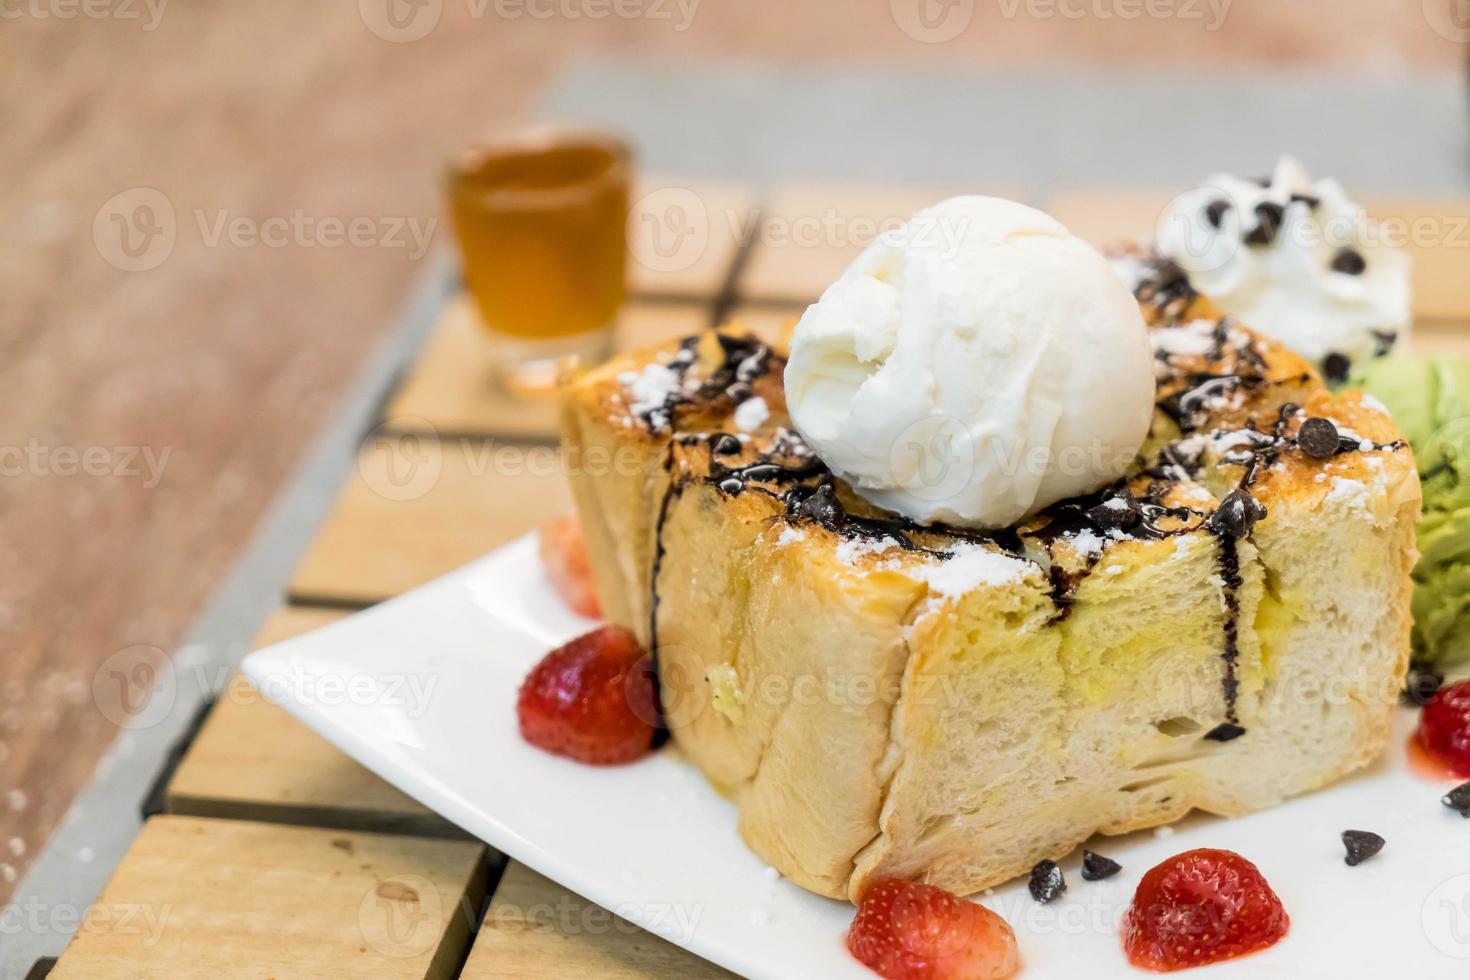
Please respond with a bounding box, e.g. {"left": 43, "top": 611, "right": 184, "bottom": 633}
{"left": 1122, "top": 848, "right": 1289, "bottom": 972}
{"left": 516, "top": 625, "right": 658, "bottom": 765}
{"left": 1417, "top": 679, "right": 1470, "bottom": 778}
{"left": 539, "top": 515, "right": 601, "bottom": 619}
{"left": 846, "top": 878, "right": 1020, "bottom": 980}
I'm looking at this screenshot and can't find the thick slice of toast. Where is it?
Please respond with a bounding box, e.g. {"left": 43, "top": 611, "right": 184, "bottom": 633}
{"left": 558, "top": 259, "right": 1420, "bottom": 902}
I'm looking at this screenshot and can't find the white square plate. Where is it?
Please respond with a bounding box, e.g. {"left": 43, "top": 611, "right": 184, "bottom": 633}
{"left": 244, "top": 533, "right": 1470, "bottom": 978}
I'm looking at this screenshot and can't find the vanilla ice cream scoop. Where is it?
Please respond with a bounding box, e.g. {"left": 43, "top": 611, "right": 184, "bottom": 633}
{"left": 784, "top": 196, "right": 1155, "bottom": 530}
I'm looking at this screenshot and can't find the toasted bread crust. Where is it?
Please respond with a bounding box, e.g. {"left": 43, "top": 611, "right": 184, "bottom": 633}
{"left": 559, "top": 273, "right": 1420, "bottom": 902}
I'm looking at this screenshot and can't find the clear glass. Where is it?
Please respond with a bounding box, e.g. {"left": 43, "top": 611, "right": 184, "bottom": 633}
{"left": 445, "top": 127, "right": 631, "bottom": 394}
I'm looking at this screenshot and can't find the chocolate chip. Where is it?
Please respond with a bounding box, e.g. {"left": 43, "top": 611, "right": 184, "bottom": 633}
{"left": 1086, "top": 493, "right": 1141, "bottom": 531}
{"left": 1080, "top": 850, "right": 1122, "bottom": 881}
{"left": 1342, "top": 829, "right": 1385, "bottom": 866}
{"left": 1322, "top": 353, "right": 1352, "bottom": 385}
{"left": 1404, "top": 667, "right": 1444, "bottom": 706}
{"left": 1290, "top": 192, "right": 1321, "bottom": 208}
{"left": 1244, "top": 202, "right": 1285, "bottom": 245}
{"left": 1443, "top": 782, "right": 1470, "bottom": 817}
{"left": 712, "top": 434, "right": 742, "bottom": 456}
{"left": 717, "top": 477, "right": 744, "bottom": 496}
{"left": 1331, "top": 248, "right": 1367, "bottom": 275}
{"left": 1028, "top": 859, "right": 1066, "bottom": 903}
{"left": 1209, "top": 489, "right": 1267, "bottom": 539}
{"left": 1204, "top": 722, "right": 1246, "bottom": 742}
{"left": 790, "top": 483, "right": 844, "bottom": 527}
{"left": 1372, "top": 330, "right": 1398, "bottom": 357}
{"left": 1298, "top": 417, "right": 1341, "bottom": 458}
{"left": 1203, "top": 199, "right": 1232, "bottom": 229}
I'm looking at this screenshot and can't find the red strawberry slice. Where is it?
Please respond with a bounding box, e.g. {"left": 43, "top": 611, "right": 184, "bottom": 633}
{"left": 1122, "top": 848, "right": 1289, "bottom": 971}
{"left": 516, "top": 625, "right": 659, "bottom": 765}
{"left": 846, "top": 878, "right": 1020, "bottom": 980}
{"left": 539, "top": 515, "right": 601, "bottom": 619}
{"left": 1417, "top": 679, "right": 1470, "bottom": 778}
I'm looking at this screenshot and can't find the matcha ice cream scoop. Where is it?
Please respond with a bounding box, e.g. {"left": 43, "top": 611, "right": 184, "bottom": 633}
{"left": 1356, "top": 354, "right": 1470, "bottom": 667}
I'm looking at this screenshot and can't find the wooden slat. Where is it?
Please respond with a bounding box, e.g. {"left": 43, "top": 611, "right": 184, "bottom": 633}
{"left": 1359, "top": 196, "right": 1470, "bottom": 324}
{"left": 51, "top": 816, "right": 488, "bottom": 980}
{"left": 385, "top": 297, "right": 711, "bottom": 440}
{"left": 1048, "top": 189, "right": 1470, "bottom": 324}
{"left": 1413, "top": 320, "right": 1470, "bottom": 358}
{"left": 629, "top": 178, "right": 757, "bottom": 299}
{"left": 167, "top": 608, "right": 458, "bottom": 837}
{"left": 289, "top": 435, "right": 571, "bottom": 605}
{"left": 461, "top": 862, "right": 735, "bottom": 980}
{"left": 735, "top": 183, "right": 983, "bottom": 304}
{"left": 1043, "top": 189, "right": 1170, "bottom": 250}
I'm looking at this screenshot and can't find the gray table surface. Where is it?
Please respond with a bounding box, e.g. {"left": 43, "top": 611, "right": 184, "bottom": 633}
{"left": 6, "top": 61, "right": 1468, "bottom": 976}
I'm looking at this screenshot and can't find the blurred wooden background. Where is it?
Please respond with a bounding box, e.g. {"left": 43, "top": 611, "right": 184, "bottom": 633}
{"left": 0, "top": 0, "right": 1464, "bottom": 900}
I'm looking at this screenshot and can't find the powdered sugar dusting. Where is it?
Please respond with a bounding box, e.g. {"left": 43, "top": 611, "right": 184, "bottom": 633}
{"left": 907, "top": 542, "right": 1028, "bottom": 597}
{"left": 619, "top": 363, "right": 681, "bottom": 417}
{"left": 733, "top": 396, "right": 770, "bottom": 433}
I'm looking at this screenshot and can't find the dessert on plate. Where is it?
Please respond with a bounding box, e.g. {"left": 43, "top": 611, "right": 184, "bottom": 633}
{"left": 556, "top": 195, "right": 1421, "bottom": 903}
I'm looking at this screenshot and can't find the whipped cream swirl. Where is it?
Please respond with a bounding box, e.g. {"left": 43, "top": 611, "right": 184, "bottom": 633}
{"left": 1151, "top": 156, "right": 1410, "bottom": 380}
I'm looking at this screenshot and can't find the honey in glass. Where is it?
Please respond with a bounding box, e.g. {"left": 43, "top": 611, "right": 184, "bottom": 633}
{"left": 446, "top": 129, "right": 631, "bottom": 392}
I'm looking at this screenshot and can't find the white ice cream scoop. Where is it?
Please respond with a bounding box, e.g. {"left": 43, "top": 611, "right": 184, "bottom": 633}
{"left": 784, "top": 195, "right": 1156, "bottom": 530}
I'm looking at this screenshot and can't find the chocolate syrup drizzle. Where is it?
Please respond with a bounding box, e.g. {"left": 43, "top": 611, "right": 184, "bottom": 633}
{"left": 633, "top": 307, "right": 1407, "bottom": 738}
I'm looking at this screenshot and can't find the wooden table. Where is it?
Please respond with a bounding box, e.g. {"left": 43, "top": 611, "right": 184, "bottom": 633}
{"left": 28, "top": 179, "right": 1470, "bottom": 977}
{"left": 3, "top": 10, "right": 1463, "bottom": 905}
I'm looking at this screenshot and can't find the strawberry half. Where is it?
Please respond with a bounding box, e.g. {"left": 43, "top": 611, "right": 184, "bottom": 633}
{"left": 516, "top": 625, "right": 659, "bottom": 765}
{"left": 539, "top": 515, "right": 601, "bottom": 619}
{"left": 1122, "top": 848, "right": 1289, "bottom": 971}
{"left": 1416, "top": 678, "right": 1470, "bottom": 778}
{"left": 846, "top": 878, "right": 1020, "bottom": 980}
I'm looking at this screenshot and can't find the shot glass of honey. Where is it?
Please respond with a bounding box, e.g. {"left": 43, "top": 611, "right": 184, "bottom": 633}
{"left": 446, "top": 128, "right": 631, "bottom": 393}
